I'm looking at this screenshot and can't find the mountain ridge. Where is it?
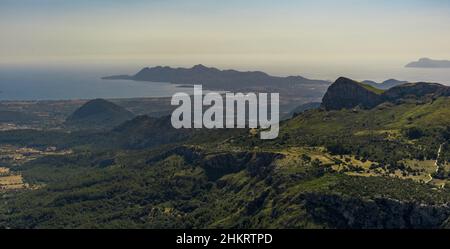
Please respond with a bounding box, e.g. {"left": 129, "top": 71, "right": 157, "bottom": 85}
{"left": 103, "top": 64, "right": 331, "bottom": 90}
{"left": 362, "top": 79, "right": 409, "bottom": 90}
{"left": 322, "top": 77, "right": 450, "bottom": 110}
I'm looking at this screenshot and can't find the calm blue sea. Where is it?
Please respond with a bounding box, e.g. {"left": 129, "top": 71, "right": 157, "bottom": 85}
{"left": 0, "top": 66, "right": 196, "bottom": 101}
{"left": 0, "top": 63, "right": 449, "bottom": 101}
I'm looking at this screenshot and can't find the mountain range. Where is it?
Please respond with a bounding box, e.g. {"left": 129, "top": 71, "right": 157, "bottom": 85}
{"left": 103, "top": 64, "right": 330, "bottom": 90}
{"left": 322, "top": 77, "right": 450, "bottom": 110}
{"left": 362, "top": 79, "right": 409, "bottom": 90}
{"left": 103, "top": 65, "right": 331, "bottom": 116}
{"left": 1, "top": 76, "right": 450, "bottom": 229}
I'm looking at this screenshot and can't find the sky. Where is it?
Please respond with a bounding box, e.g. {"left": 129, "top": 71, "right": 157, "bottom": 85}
{"left": 1, "top": 0, "right": 450, "bottom": 74}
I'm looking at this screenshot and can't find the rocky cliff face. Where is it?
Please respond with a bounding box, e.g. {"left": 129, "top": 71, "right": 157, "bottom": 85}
{"left": 321, "top": 77, "right": 450, "bottom": 110}
{"left": 321, "top": 77, "right": 383, "bottom": 110}
{"left": 145, "top": 146, "right": 284, "bottom": 181}
{"left": 302, "top": 193, "right": 450, "bottom": 228}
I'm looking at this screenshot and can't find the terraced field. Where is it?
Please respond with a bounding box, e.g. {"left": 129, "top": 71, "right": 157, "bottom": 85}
{"left": 0, "top": 167, "right": 27, "bottom": 190}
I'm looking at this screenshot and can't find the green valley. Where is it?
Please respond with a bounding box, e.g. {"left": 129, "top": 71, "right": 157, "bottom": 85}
{"left": 1, "top": 77, "right": 450, "bottom": 229}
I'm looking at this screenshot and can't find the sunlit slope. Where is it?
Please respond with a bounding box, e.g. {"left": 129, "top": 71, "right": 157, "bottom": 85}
{"left": 282, "top": 97, "right": 450, "bottom": 136}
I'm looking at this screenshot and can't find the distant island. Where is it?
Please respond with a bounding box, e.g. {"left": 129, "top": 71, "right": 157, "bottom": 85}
{"left": 405, "top": 58, "right": 450, "bottom": 68}
{"left": 103, "top": 64, "right": 330, "bottom": 91}
{"left": 103, "top": 65, "right": 332, "bottom": 116}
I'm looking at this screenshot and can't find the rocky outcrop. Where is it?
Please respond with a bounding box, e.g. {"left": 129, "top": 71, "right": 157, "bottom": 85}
{"left": 321, "top": 77, "right": 383, "bottom": 110}
{"left": 201, "top": 151, "right": 283, "bottom": 181}
{"left": 321, "top": 77, "right": 450, "bottom": 110}
{"left": 146, "top": 146, "right": 284, "bottom": 181}
{"left": 202, "top": 153, "right": 253, "bottom": 181}
{"left": 302, "top": 193, "right": 450, "bottom": 228}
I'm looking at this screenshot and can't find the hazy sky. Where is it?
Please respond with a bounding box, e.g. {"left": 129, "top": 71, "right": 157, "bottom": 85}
{"left": 1, "top": 0, "right": 450, "bottom": 71}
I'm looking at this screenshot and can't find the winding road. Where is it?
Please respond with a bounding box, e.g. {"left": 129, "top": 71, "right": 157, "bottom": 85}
{"left": 424, "top": 143, "right": 444, "bottom": 184}
{"left": 435, "top": 144, "right": 443, "bottom": 172}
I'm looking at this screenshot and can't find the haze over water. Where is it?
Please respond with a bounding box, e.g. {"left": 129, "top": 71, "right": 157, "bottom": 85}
{"left": 2, "top": 0, "right": 450, "bottom": 100}
{"left": 0, "top": 65, "right": 194, "bottom": 101}
{"left": 1, "top": 61, "right": 449, "bottom": 101}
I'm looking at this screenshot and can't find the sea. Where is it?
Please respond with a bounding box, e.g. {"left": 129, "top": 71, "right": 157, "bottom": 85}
{"left": 0, "top": 63, "right": 450, "bottom": 101}
{"left": 0, "top": 66, "right": 197, "bottom": 101}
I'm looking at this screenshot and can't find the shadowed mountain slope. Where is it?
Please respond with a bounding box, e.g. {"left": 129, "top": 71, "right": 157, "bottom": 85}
{"left": 65, "top": 99, "right": 135, "bottom": 129}
{"left": 322, "top": 77, "right": 450, "bottom": 110}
